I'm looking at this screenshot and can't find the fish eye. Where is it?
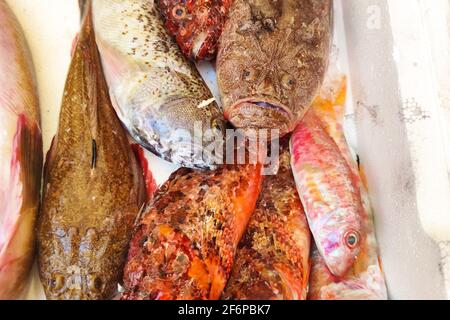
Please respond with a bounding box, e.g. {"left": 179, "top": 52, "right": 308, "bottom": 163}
{"left": 243, "top": 67, "right": 258, "bottom": 82}
{"left": 343, "top": 230, "right": 360, "bottom": 249}
{"left": 281, "top": 73, "right": 296, "bottom": 89}
{"left": 49, "top": 274, "right": 65, "bottom": 291}
{"left": 172, "top": 5, "right": 186, "bottom": 19}
{"left": 88, "top": 274, "right": 104, "bottom": 292}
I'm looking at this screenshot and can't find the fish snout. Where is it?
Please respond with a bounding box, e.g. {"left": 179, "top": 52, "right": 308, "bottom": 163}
{"left": 45, "top": 269, "right": 109, "bottom": 300}
{"left": 132, "top": 97, "right": 226, "bottom": 169}
{"left": 257, "top": 78, "right": 277, "bottom": 97}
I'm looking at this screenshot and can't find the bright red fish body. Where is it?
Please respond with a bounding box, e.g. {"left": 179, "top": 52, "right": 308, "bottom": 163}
{"left": 157, "top": 0, "right": 232, "bottom": 61}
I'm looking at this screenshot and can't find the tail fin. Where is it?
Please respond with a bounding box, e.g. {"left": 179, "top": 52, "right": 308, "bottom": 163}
{"left": 79, "top": 0, "right": 89, "bottom": 21}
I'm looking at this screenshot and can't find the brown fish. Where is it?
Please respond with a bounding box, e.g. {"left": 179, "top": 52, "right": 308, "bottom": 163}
{"left": 122, "top": 163, "right": 263, "bottom": 300}
{"left": 37, "top": 2, "right": 145, "bottom": 300}
{"left": 0, "top": 0, "right": 43, "bottom": 300}
{"left": 222, "top": 142, "right": 311, "bottom": 300}
{"left": 217, "top": 0, "right": 332, "bottom": 137}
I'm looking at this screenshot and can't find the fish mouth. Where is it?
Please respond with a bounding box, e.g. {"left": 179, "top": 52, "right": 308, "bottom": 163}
{"left": 224, "top": 98, "right": 294, "bottom": 138}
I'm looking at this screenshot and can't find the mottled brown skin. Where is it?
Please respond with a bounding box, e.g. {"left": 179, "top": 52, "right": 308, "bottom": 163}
{"left": 222, "top": 143, "right": 311, "bottom": 300}
{"left": 217, "top": 0, "right": 332, "bottom": 137}
{"left": 37, "top": 4, "right": 145, "bottom": 300}
{"left": 122, "top": 163, "right": 263, "bottom": 300}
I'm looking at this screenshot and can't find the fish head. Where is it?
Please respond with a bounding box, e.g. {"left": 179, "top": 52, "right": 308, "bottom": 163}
{"left": 156, "top": 0, "right": 232, "bottom": 60}
{"left": 39, "top": 226, "right": 121, "bottom": 300}
{"left": 217, "top": 0, "right": 331, "bottom": 137}
{"left": 117, "top": 70, "right": 226, "bottom": 169}
{"left": 43, "top": 267, "right": 112, "bottom": 300}
{"left": 314, "top": 205, "right": 362, "bottom": 277}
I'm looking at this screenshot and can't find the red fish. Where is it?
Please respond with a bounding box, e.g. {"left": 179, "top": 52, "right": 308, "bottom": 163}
{"left": 131, "top": 144, "right": 157, "bottom": 200}
{"left": 307, "top": 76, "right": 387, "bottom": 300}
{"left": 157, "top": 0, "right": 233, "bottom": 61}
{"left": 291, "top": 108, "right": 363, "bottom": 277}
{"left": 122, "top": 163, "right": 262, "bottom": 300}
{"left": 222, "top": 142, "right": 311, "bottom": 300}
{"left": 0, "top": 0, "right": 43, "bottom": 300}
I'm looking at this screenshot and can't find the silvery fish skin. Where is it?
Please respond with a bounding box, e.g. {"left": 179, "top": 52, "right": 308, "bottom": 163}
{"left": 91, "top": 0, "right": 226, "bottom": 169}
{"left": 217, "top": 0, "right": 332, "bottom": 138}
{"left": 308, "top": 77, "right": 387, "bottom": 300}
{"left": 37, "top": 4, "right": 145, "bottom": 300}
{"left": 0, "top": 0, "right": 43, "bottom": 300}
{"left": 290, "top": 109, "right": 363, "bottom": 278}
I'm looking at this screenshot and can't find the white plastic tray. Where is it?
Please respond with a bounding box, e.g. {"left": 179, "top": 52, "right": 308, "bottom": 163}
{"left": 5, "top": 0, "right": 449, "bottom": 300}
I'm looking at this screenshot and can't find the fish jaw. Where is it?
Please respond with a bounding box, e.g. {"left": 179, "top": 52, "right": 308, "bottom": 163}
{"left": 114, "top": 82, "right": 226, "bottom": 169}
{"left": 224, "top": 98, "right": 294, "bottom": 139}
{"left": 312, "top": 206, "right": 362, "bottom": 277}
{"left": 217, "top": 0, "right": 332, "bottom": 134}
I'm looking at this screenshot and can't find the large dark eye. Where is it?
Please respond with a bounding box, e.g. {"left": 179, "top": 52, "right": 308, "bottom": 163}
{"left": 88, "top": 274, "right": 104, "bottom": 292}
{"left": 343, "top": 230, "right": 360, "bottom": 249}
{"left": 281, "top": 73, "right": 296, "bottom": 89}
{"left": 243, "top": 67, "right": 259, "bottom": 82}
{"left": 50, "top": 274, "right": 65, "bottom": 291}
{"left": 172, "top": 5, "right": 186, "bottom": 19}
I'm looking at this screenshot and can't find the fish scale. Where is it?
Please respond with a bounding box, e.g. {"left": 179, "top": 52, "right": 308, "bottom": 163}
{"left": 91, "top": 0, "right": 225, "bottom": 169}
{"left": 0, "top": 0, "right": 43, "bottom": 300}
{"left": 291, "top": 108, "right": 364, "bottom": 278}
{"left": 308, "top": 77, "right": 387, "bottom": 300}
{"left": 37, "top": 2, "right": 145, "bottom": 300}
{"left": 222, "top": 143, "right": 311, "bottom": 300}
{"left": 122, "top": 163, "right": 262, "bottom": 300}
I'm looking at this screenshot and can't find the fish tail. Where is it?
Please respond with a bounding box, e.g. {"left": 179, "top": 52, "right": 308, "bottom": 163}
{"left": 79, "top": 0, "right": 90, "bottom": 21}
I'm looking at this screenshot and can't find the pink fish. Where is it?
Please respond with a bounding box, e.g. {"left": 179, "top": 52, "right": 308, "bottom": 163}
{"left": 0, "top": 0, "right": 43, "bottom": 299}
{"left": 290, "top": 90, "right": 363, "bottom": 277}
{"left": 307, "top": 77, "right": 387, "bottom": 300}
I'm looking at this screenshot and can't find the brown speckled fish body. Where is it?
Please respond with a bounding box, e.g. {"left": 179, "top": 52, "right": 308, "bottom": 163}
{"left": 122, "top": 163, "right": 263, "bottom": 300}
{"left": 37, "top": 4, "right": 145, "bottom": 300}
{"left": 217, "top": 0, "right": 332, "bottom": 137}
{"left": 222, "top": 143, "right": 310, "bottom": 300}
{"left": 0, "top": 0, "right": 43, "bottom": 299}
{"left": 92, "top": 0, "right": 225, "bottom": 169}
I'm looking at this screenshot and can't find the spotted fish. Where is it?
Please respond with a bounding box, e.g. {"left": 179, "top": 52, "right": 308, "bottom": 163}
{"left": 222, "top": 142, "right": 311, "bottom": 300}
{"left": 91, "top": 0, "right": 226, "bottom": 169}
{"left": 122, "top": 163, "right": 263, "bottom": 300}
{"left": 37, "top": 2, "right": 145, "bottom": 300}
{"left": 156, "top": 0, "right": 233, "bottom": 61}
{"left": 217, "top": 0, "right": 332, "bottom": 138}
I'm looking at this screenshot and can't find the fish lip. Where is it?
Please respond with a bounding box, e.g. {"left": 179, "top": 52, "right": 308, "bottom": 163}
{"left": 224, "top": 98, "right": 294, "bottom": 137}
{"left": 327, "top": 257, "right": 357, "bottom": 278}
